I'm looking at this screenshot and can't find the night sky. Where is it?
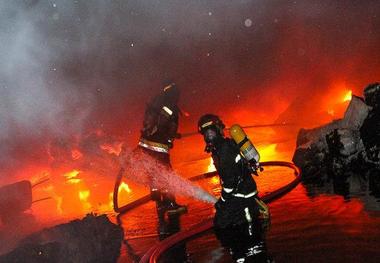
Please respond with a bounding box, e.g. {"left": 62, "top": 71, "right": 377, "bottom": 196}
{"left": 1, "top": 0, "right": 380, "bottom": 175}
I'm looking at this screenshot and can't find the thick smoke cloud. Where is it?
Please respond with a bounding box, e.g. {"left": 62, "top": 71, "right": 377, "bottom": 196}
{"left": 0, "top": 0, "right": 380, "bottom": 174}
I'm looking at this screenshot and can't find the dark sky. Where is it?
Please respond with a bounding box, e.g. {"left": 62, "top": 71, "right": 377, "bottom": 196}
{"left": 0, "top": 0, "right": 380, "bottom": 174}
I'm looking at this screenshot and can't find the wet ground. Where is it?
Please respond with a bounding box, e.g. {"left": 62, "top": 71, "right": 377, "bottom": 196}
{"left": 117, "top": 163, "right": 380, "bottom": 262}
{"left": 1, "top": 135, "right": 379, "bottom": 262}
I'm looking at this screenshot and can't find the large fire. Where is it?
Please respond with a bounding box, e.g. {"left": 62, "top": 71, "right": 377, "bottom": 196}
{"left": 17, "top": 134, "right": 135, "bottom": 222}
{"left": 2, "top": 81, "right": 358, "bottom": 226}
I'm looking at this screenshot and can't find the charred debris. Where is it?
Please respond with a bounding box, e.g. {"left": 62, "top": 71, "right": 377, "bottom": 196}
{"left": 0, "top": 214, "right": 123, "bottom": 263}
{"left": 293, "top": 83, "right": 380, "bottom": 203}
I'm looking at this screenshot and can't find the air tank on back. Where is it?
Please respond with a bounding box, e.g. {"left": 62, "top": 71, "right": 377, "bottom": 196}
{"left": 229, "top": 124, "right": 260, "bottom": 164}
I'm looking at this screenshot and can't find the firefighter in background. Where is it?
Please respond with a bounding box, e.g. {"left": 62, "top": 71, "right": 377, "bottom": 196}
{"left": 138, "top": 82, "right": 187, "bottom": 216}
{"left": 198, "top": 114, "right": 271, "bottom": 263}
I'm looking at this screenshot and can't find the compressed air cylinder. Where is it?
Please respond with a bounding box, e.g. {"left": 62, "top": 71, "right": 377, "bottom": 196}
{"left": 230, "top": 124, "right": 260, "bottom": 163}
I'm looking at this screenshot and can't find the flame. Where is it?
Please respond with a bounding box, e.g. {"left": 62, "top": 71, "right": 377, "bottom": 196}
{"left": 67, "top": 179, "right": 81, "bottom": 184}
{"left": 79, "top": 190, "right": 90, "bottom": 201}
{"left": 258, "top": 144, "right": 278, "bottom": 161}
{"left": 64, "top": 169, "right": 80, "bottom": 179}
{"left": 118, "top": 181, "right": 131, "bottom": 193}
{"left": 79, "top": 190, "right": 91, "bottom": 210}
{"left": 343, "top": 90, "right": 352, "bottom": 102}
{"left": 210, "top": 176, "right": 219, "bottom": 185}
{"left": 108, "top": 192, "right": 114, "bottom": 210}
{"left": 207, "top": 157, "right": 216, "bottom": 172}
{"left": 63, "top": 169, "right": 81, "bottom": 184}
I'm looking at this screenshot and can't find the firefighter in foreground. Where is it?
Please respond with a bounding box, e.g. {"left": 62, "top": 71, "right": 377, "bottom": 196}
{"left": 137, "top": 82, "right": 187, "bottom": 218}
{"left": 198, "top": 114, "right": 271, "bottom": 262}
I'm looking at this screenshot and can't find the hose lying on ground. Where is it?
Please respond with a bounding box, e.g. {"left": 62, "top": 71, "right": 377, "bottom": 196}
{"left": 139, "top": 161, "right": 301, "bottom": 263}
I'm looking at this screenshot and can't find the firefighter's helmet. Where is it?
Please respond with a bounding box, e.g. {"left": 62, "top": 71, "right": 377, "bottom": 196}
{"left": 198, "top": 114, "right": 225, "bottom": 135}
{"left": 162, "top": 82, "right": 180, "bottom": 105}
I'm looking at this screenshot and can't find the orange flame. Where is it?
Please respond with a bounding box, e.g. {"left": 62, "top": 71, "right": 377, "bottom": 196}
{"left": 210, "top": 176, "right": 219, "bottom": 185}
{"left": 343, "top": 90, "right": 352, "bottom": 102}
{"left": 257, "top": 144, "right": 278, "bottom": 161}
{"left": 64, "top": 169, "right": 80, "bottom": 179}
{"left": 108, "top": 192, "right": 114, "bottom": 210}
{"left": 63, "top": 170, "right": 82, "bottom": 184}
{"left": 79, "top": 190, "right": 90, "bottom": 201}
{"left": 118, "top": 181, "right": 131, "bottom": 193}
{"left": 207, "top": 157, "right": 216, "bottom": 173}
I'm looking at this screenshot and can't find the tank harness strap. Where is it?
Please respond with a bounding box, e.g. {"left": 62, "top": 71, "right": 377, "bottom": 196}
{"left": 237, "top": 136, "right": 249, "bottom": 148}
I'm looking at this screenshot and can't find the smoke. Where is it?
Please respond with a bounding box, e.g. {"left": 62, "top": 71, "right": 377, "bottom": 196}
{"left": 121, "top": 147, "right": 217, "bottom": 204}
{"left": 1, "top": 0, "right": 380, "bottom": 175}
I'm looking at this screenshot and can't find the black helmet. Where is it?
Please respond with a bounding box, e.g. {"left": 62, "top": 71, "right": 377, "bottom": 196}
{"left": 162, "top": 82, "right": 180, "bottom": 105}
{"left": 198, "top": 114, "right": 225, "bottom": 135}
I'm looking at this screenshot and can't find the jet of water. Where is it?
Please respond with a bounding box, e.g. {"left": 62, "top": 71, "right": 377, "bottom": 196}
{"left": 120, "top": 147, "right": 217, "bottom": 204}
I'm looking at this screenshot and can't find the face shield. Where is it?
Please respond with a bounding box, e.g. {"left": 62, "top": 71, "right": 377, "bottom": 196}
{"left": 202, "top": 127, "right": 222, "bottom": 153}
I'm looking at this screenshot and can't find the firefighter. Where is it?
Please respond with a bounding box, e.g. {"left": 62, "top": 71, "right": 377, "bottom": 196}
{"left": 137, "top": 82, "right": 186, "bottom": 216}
{"left": 198, "top": 114, "right": 271, "bottom": 263}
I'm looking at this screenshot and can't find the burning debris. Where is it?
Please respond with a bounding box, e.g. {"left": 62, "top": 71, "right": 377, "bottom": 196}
{"left": 0, "top": 214, "right": 123, "bottom": 263}
{"left": 293, "top": 83, "right": 380, "bottom": 201}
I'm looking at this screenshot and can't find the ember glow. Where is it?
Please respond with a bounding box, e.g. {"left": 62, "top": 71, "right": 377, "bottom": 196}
{"left": 78, "top": 190, "right": 91, "bottom": 210}
{"left": 343, "top": 90, "right": 353, "bottom": 102}
{"left": 257, "top": 144, "right": 278, "bottom": 162}
{"left": 207, "top": 158, "right": 216, "bottom": 173}
{"left": 64, "top": 170, "right": 81, "bottom": 184}
{"left": 118, "top": 182, "right": 132, "bottom": 194}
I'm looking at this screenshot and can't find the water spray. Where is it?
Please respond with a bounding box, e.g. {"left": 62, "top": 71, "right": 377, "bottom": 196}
{"left": 119, "top": 147, "right": 217, "bottom": 204}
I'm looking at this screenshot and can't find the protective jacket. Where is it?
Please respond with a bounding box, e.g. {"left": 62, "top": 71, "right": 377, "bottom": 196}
{"left": 212, "top": 137, "right": 259, "bottom": 228}
{"left": 140, "top": 93, "right": 179, "bottom": 153}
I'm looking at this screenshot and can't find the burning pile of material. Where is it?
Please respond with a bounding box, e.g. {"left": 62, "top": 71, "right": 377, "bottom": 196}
{"left": 293, "top": 83, "right": 380, "bottom": 198}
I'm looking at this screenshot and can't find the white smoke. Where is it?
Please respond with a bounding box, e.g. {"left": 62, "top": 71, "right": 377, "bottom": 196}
{"left": 1, "top": 0, "right": 380, "bottom": 174}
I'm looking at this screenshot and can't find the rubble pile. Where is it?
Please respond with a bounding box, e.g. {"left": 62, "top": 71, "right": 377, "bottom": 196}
{"left": 0, "top": 214, "right": 123, "bottom": 263}
{"left": 293, "top": 83, "right": 380, "bottom": 198}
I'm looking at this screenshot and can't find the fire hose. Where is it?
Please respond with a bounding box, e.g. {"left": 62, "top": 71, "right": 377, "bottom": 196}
{"left": 139, "top": 161, "right": 301, "bottom": 263}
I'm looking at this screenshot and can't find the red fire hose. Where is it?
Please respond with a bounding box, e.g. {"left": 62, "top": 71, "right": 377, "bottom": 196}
{"left": 139, "top": 161, "right": 301, "bottom": 263}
